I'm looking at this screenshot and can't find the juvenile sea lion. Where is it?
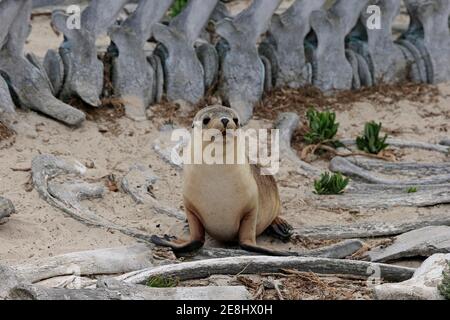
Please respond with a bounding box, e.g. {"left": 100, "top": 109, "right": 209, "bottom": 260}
{"left": 151, "top": 105, "right": 294, "bottom": 256}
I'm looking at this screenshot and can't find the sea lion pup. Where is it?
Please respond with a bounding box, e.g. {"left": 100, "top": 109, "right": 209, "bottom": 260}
{"left": 151, "top": 105, "right": 295, "bottom": 256}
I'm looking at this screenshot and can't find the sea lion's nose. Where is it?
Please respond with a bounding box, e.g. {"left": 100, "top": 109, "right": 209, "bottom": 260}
{"left": 221, "top": 118, "right": 230, "bottom": 127}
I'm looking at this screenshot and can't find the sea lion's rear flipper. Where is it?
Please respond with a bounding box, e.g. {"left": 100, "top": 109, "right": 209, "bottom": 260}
{"left": 265, "top": 217, "right": 293, "bottom": 241}
{"left": 239, "top": 242, "right": 299, "bottom": 257}
{"left": 151, "top": 235, "right": 204, "bottom": 253}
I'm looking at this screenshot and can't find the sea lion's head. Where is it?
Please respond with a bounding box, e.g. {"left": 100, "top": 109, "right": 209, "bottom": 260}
{"left": 192, "top": 105, "right": 241, "bottom": 142}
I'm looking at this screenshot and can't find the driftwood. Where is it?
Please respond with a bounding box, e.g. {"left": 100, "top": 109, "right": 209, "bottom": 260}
{"left": 120, "top": 164, "right": 185, "bottom": 221}
{"left": 0, "top": 196, "right": 14, "bottom": 223}
{"left": 374, "top": 253, "right": 449, "bottom": 300}
{"left": 330, "top": 156, "right": 450, "bottom": 185}
{"left": 294, "top": 215, "right": 450, "bottom": 239}
{"left": 31, "top": 154, "right": 155, "bottom": 242}
{"left": 274, "top": 113, "right": 321, "bottom": 177}
{"left": 188, "top": 239, "right": 364, "bottom": 260}
{"left": 116, "top": 256, "right": 415, "bottom": 284}
{"left": 0, "top": 265, "right": 24, "bottom": 300}
{"left": 367, "top": 226, "right": 450, "bottom": 262}
{"left": 313, "top": 183, "right": 450, "bottom": 209}
{"left": 340, "top": 138, "right": 449, "bottom": 154}
{"left": 10, "top": 282, "right": 250, "bottom": 300}
{"left": 12, "top": 244, "right": 155, "bottom": 284}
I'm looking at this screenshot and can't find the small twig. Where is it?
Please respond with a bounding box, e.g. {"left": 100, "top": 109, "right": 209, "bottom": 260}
{"left": 10, "top": 167, "right": 31, "bottom": 172}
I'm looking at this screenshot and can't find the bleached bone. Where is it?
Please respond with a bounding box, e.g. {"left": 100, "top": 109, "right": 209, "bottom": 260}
{"left": 0, "top": 75, "right": 15, "bottom": 114}
{"left": 260, "top": 0, "right": 326, "bottom": 88}
{"left": 330, "top": 157, "right": 450, "bottom": 185}
{"left": 309, "top": 0, "right": 370, "bottom": 91}
{"left": 43, "top": 49, "right": 64, "bottom": 96}
{"left": 402, "top": 0, "right": 450, "bottom": 84}
{"left": 0, "top": 196, "right": 14, "bottom": 224}
{"left": 11, "top": 283, "right": 251, "bottom": 300}
{"left": 348, "top": 0, "right": 409, "bottom": 84}
{"left": 116, "top": 256, "right": 415, "bottom": 284}
{"left": 153, "top": 0, "right": 219, "bottom": 105}
{"left": 216, "top": 0, "right": 282, "bottom": 123}
{"left": 12, "top": 244, "right": 155, "bottom": 284}
{"left": 274, "top": 112, "right": 322, "bottom": 177}
{"left": 0, "top": 0, "right": 85, "bottom": 126}
{"left": 367, "top": 226, "right": 450, "bottom": 262}
{"left": 50, "top": 0, "right": 128, "bottom": 106}
{"left": 108, "top": 0, "right": 173, "bottom": 121}
{"left": 295, "top": 214, "right": 450, "bottom": 239}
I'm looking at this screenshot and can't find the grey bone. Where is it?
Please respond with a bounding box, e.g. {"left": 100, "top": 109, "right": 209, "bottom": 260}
{"left": 116, "top": 256, "right": 415, "bottom": 284}
{"left": 109, "top": 0, "right": 174, "bottom": 121}
{"left": 0, "top": 0, "right": 85, "bottom": 126}
{"left": 153, "top": 0, "right": 219, "bottom": 105}
{"left": 367, "top": 226, "right": 450, "bottom": 262}
{"left": 262, "top": 0, "right": 326, "bottom": 88}
{"left": 50, "top": 0, "right": 129, "bottom": 106}
{"left": 217, "top": 0, "right": 282, "bottom": 124}
{"left": 349, "top": 0, "right": 409, "bottom": 84}
{"left": 310, "top": 0, "right": 370, "bottom": 91}
{"left": 403, "top": 0, "right": 450, "bottom": 84}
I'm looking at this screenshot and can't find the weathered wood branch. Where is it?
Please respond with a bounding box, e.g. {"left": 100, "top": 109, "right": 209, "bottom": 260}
{"left": 188, "top": 239, "right": 364, "bottom": 260}
{"left": 10, "top": 282, "right": 250, "bottom": 300}
{"left": 116, "top": 256, "right": 415, "bottom": 284}
{"left": 0, "top": 196, "right": 14, "bottom": 223}
{"left": 275, "top": 112, "right": 322, "bottom": 177}
{"left": 294, "top": 215, "right": 450, "bottom": 239}
{"left": 12, "top": 244, "right": 155, "bottom": 284}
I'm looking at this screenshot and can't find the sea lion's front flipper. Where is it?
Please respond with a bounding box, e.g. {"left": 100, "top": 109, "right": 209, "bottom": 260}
{"left": 151, "top": 208, "right": 205, "bottom": 254}
{"left": 150, "top": 235, "right": 204, "bottom": 253}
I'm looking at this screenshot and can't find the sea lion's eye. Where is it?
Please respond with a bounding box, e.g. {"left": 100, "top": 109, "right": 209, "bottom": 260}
{"left": 233, "top": 118, "right": 239, "bottom": 126}
{"left": 203, "top": 117, "right": 211, "bottom": 126}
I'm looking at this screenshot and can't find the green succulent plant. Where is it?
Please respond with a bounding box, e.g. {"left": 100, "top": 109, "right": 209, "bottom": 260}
{"left": 169, "top": 0, "right": 188, "bottom": 17}
{"left": 438, "top": 262, "right": 450, "bottom": 300}
{"left": 407, "top": 187, "right": 418, "bottom": 193}
{"left": 304, "top": 108, "right": 340, "bottom": 146}
{"left": 314, "top": 172, "right": 349, "bottom": 195}
{"left": 356, "top": 121, "right": 389, "bottom": 154}
{"left": 147, "top": 276, "right": 178, "bottom": 288}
